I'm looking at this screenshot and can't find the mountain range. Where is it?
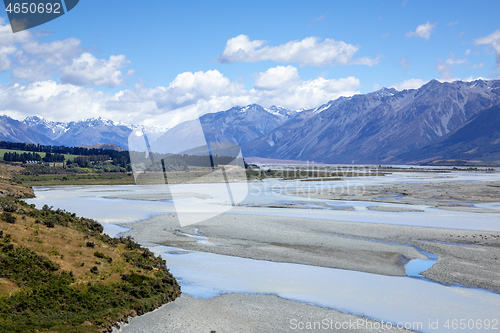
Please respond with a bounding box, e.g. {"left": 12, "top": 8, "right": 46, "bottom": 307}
{"left": 1, "top": 79, "right": 499, "bottom": 164}
{"left": 242, "top": 79, "right": 500, "bottom": 163}
{"left": 20, "top": 116, "right": 133, "bottom": 148}
{"left": 397, "top": 103, "right": 500, "bottom": 162}
{"left": 140, "top": 104, "right": 296, "bottom": 155}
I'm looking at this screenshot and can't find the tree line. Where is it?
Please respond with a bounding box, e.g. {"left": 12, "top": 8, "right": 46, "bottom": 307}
{"left": 0, "top": 141, "right": 130, "bottom": 162}
{"left": 129, "top": 151, "right": 240, "bottom": 168}
{"left": 3, "top": 151, "right": 65, "bottom": 163}
{"left": 1, "top": 141, "right": 245, "bottom": 170}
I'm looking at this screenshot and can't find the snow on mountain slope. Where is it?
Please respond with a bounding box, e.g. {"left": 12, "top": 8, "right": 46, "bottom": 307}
{"left": 149, "top": 104, "right": 296, "bottom": 154}
{"left": 3, "top": 79, "right": 500, "bottom": 164}
{"left": 242, "top": 79, "right": 500, "bottom": 163}
{"left": 0, "top": 116, "right": 56, "bottom": 145}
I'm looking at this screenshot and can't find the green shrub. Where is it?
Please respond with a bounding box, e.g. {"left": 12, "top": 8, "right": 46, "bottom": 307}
{"left": 1, "top": 212, "right": 16, "bottom": 224}
{"left": 44, "top": 220, "right": 55, "bottom": 228}
{"left": 94, "top": 251, "right": 112, "bottom": 263}
{"left": 42, "top": 204, "right": 52, "bottom": 212}
{"left": 94, "top": 251, "right": 105, "bottom": 258}
{"left": 0, "top": 198, "right": 17, "bottom": 213}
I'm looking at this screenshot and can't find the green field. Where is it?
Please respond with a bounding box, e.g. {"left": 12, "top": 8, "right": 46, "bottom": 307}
{"left": 13, "top": 172, "right": 136, "bottom": 186}
{"left": 0, "top": 148, "right": 81, "bottom": 161}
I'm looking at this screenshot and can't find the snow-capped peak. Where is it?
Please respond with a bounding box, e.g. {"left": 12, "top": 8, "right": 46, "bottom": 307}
{"left": 77, "top": 117, "right": 116, "bottom": 127}
{"left": 265, "top": 105, "right": 293, "bottom": 117}
{"left": 23, "top": 115, "right": 45, "bottom": 125}
{"left": 23, "top": 116, "right": 69, "bottom": 135}
{"left": 370, "top": 87, "right": 398, "bottom": 97}
{"left": 313, "top": 100, "right": 336, "bottom": 113}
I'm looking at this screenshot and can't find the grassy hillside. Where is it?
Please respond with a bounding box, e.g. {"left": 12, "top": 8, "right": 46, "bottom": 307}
{"left": 0, "top": 163, "right": 35, "bottom": 199}
{"left": 0, "top": 163, "right": 180, "bottom": 332}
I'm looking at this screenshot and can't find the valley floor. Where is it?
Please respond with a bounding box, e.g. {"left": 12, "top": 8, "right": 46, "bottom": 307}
{"left": 26, "top": 169, "right": 500, "bottom": 332}
{"left": 110, "top": 178, "right": 499, "bottom": 332}
{"left": 288, "top": 179, "right": 500, "bottom": 213}
{"left": 118, "top": 211, "right": 500, "bottom": 293}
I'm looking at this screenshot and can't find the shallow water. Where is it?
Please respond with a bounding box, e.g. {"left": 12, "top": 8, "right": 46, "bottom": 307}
{"left": 150, "top": 245, "right": 499, "bottom": 333}
{"left": 404, "top": 248, "right": 438, "bottom": 278}
{"left": 26, "top": 172, "right": 500, "bottom": 332}
{"left": 27, "top": 175, "right": 500, "bottom": 232}
{"left": 175, "top": 228, "right": 215, "bottom": 246}
{"left": 28, "top": 185, "right": 175, "bottom": 224}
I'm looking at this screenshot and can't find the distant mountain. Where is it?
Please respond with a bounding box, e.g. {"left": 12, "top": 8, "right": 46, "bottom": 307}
{"left": 19, "top": 117, "right": 132, "bottom": 149}
{"left": 0, "top": 116, "right": 56, "bottom": 145}
{"left": 56, "top": 118, "right": 132, "bottom": 148}
{"left": 23, "top": 116, "right": 69, "bottom": 140}
{"left": 397, "top": 103, "right": 500, "bottom": 162}
{"left": 242, "top": 79, "right": 500, "bottom": 163}
{"left": 199, "top": 104, "right": 295, "bottom": 145}
{"left": 146, "top": 104, "right": 296, "bottom": 154}
{"left": 2, "top": 104, "right": 296, "bottom": 152}
{"left": 2, "top": 79, "right": 500, "bottom": 164}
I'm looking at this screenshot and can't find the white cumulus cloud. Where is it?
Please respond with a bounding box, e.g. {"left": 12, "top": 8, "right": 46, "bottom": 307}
{"left": 0, "top": 80, "right": 106, "bottom": 122}
{"left": 406, "top": 22, "right": 436, "bottom": 40}
{"left": 0, "top": 18, "right": 31, "bottom": 47}
{"left": 0, "top": 46, "right": 17, "bottom": 72}
{"left": 155, "top": 69, "right": 247, "bottom": 110}
{"left": 22, "top": 38, "right": 82, "bottom": 66}
{"left": 0, "top": 66, "right": 361, "bottom": 126}
{"left": 12, "top": 38, "right": 83, "bottom": 81}
{"left": 251, "top": 65, "right": 360, "bottom": 109}
{"left": 219, "top": 34, "right": 378, "bottom": 67}
{"left": 60, "top": 53, "right": 133, "bottom": 87}
{"left": 391, "top": 79, "right": 428, "bottom": 90}
{"left": 0, "top": 18, "right": 31, "bottom": 72}
{"left": 0, "top": 20, "right": 133, "bottom": 87}
{"left": 254, "top": 65, "right": 300, "bottom": 90}
{"left": 0, "top": 19, "right": 361, "bottom": 126}
{"left": 475, "top": 30, "right": 500, "bottom": 70}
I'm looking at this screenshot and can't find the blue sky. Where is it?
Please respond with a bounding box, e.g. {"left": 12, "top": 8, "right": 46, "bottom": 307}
{"left": 0, "top": 0, "right": 499, "bottom": 125}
